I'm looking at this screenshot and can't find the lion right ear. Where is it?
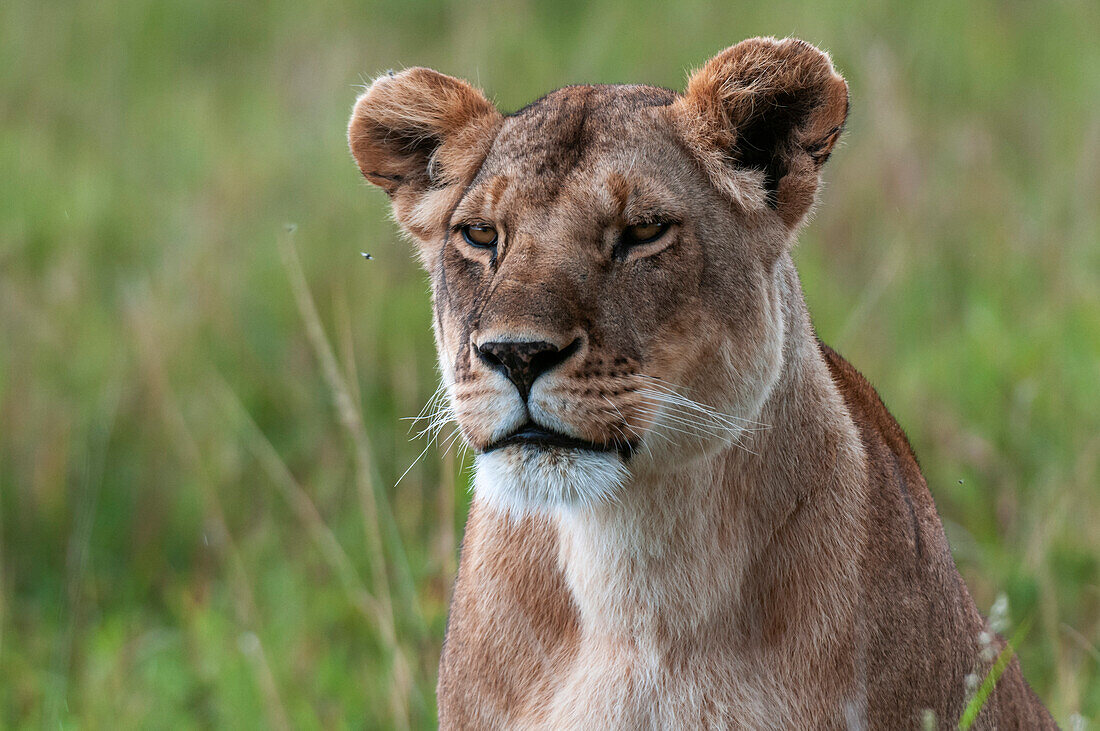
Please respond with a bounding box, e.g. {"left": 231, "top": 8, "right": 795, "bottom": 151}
{"left": 348, "top": 68, "right": 501, "bottom": 239}
{"left": 672, "top": 38, "right": 848, "bottom": 230}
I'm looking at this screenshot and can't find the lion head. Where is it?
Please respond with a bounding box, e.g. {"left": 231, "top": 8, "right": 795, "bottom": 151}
{"left": 349, "top": 38, "right": 848, "bottom": 516}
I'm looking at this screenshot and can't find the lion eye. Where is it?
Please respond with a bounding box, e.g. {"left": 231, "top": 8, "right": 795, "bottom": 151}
{"left": 623, "top": 222, "right": 668, "bottom": 245}
{"left": 461, "top": 223, "right": 498, "bottom": 248}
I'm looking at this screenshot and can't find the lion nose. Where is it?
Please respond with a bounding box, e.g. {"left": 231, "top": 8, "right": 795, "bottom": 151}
{"left": 475, "top": 338, "right": 580, "bottom": 401}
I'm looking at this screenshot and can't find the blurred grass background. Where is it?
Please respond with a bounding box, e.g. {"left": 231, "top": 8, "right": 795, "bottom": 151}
{"left": 1, "top": 0, "right": 1098, "bottom": 727}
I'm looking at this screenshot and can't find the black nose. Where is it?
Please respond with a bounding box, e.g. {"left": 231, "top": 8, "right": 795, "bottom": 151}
{"left": 476, "top": 339, "right": 580, "bottom": 400}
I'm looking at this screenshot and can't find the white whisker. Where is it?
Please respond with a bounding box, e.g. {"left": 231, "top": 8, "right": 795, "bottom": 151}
{"left": 395, "top": 441, "right": 433, "bottom": 487}
{"left": 395, "top": 381, "right": 463, "bottom": 486}
{"left": 636, "top": 392, "right": 769, "bottom": 437}
{"left": 632, "top": 375, "right": 771, "bottom": 429}
{"left": 632, "top": 404, "right": 743, "bottom": 438}
{"left": 637, "top": 386, "right": 764, "bottom": 429}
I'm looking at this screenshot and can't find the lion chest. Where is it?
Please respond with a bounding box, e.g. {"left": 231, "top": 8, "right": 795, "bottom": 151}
{"left": 508, "top": 635, "right": 815, "bottom": 730}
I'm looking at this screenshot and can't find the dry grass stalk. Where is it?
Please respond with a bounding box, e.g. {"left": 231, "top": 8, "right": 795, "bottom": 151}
{"left": 126, "top": 294, "right": 294, "bottom": 731}
{"left": 277, "top": 229, "right": 412, "bottom": 730}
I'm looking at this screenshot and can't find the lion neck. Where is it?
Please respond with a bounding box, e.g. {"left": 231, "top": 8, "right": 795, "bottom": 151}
{"left": 552, "top": 261, "right": 869, "bottom": 655}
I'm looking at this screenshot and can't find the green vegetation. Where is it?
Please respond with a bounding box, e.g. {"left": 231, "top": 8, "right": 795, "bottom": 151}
{"left": 2, "top": 0, "right": 1097, "bottom": 727}
{"left": 959, "top": 618, "right": 1031, "bottom": 730}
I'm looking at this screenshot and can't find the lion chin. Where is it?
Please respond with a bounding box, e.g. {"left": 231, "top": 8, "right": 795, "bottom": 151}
{"left": 473, "top": 446, "right": 629, "bottom": 517}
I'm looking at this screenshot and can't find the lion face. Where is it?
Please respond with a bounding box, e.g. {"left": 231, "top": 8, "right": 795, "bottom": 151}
{"left": 434, "top": 86, "right": 787, "bottom": 513}
{"left": 349, "top": 39, "right": 848, "bottom": 514}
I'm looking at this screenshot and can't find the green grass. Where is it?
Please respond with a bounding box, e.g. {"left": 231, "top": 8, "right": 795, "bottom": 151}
{"left": 959, "top": 617, "right": 1031, "bottom": 730}
{"left": 1, "top": 0, "right": 1098, "bottom": 727}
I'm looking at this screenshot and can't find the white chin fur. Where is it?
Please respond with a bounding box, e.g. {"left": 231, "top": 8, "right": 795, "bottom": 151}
{"left": 473, "top": 446, "right": 628, "bottom": 517}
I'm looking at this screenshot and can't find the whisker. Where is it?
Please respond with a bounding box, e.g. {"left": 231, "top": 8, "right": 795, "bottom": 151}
{"left": 406, "top": 386, "right": 452, "bottom": 441}
{"left": 632, "top": 375, "right": 771, "bottom": 429}
{"left": 632, "top": 404, "right": 743, "bottom": 437}
{"left": 635, "top": 390, "right": 770, "bottom": 435}
{"left": 636, "top": 385, "right": 762, "bottom": 428}
{"left": 630, "top": 411, "right": 728, "bottom": 442}
{"left": 395, "top": 381, "right": 460, "bottom": 485}
{"left": 633, "top": 406, "right": 734, "bottom": 435}
{"left": 394, "top": 441, "right": 434, "bottom": 487}
{"left": 598, "top": 404, "right": 652, "bottom": 460}
{"left": 438, "top": 424, "right": 468, "bottom": 456}
{"left": 631, "top": 401, "right": 761, "bottom": 457}
{"left": 600, "top": 396, "right": 647, "bottom": 454}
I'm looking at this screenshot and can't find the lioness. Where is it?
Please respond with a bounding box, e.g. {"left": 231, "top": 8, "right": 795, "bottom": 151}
{"left": 348, "top": 37, "right": 1055, "bottom": 729}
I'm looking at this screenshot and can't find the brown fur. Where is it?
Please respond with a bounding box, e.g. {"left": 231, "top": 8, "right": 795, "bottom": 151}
{"left": 347, "top": 37, "right": 1056, "bottom": 729}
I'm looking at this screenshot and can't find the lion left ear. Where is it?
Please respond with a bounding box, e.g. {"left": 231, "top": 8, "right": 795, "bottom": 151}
{"left": 348, "top": 67, "right": 502, "bottom": 242}
{"left": 672, "top": 37, "right": 848, "bottom": 229}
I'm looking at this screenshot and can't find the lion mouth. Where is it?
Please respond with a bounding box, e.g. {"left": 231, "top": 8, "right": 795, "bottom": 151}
{"left": 484, "top": 422, "right": 635, "bottom": 459}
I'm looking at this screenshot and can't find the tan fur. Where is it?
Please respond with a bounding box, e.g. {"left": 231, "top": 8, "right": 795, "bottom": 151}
{"left": 348, "top": 37, "right": 1056, "bottom": 729}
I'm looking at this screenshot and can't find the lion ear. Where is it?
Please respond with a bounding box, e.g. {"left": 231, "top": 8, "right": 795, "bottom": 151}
{"left": 348, "top": 68, "right": 501, "bottom": 239}
{"left": 673, "top": 37, "right": 848, "bottom": 229}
